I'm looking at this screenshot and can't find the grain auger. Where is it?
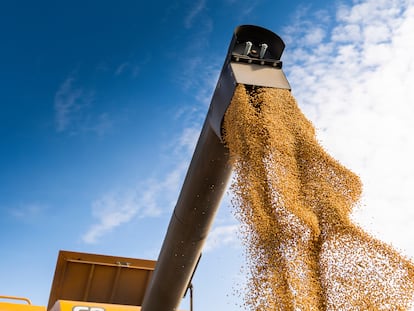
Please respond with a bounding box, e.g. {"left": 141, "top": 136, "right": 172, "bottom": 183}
{"left": 141, "top": 25, "right": 290, "bottom": 311}
{"left": 0, "top": 25, "right": 290, "bottom": 311}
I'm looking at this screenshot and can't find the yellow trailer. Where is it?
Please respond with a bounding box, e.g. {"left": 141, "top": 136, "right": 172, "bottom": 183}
{"left": 1, "top": 251, "right": 155, "bottom": 311}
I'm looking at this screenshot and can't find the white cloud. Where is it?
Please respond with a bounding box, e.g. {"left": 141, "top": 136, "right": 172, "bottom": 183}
{"left": 54, "top": 76, "right": 91, "bottom": 132}
{"left": 178, "top": 127, "right": 200, "bottom": 154}
{"left": 115, "top": 62, "right": 130, "bottom": 76}
{"left": 283, "top": 0, "right": 414, "bottom": 256}
{"left": 82, "top": 126, "right": 200, "bottom": 244}
{"left": 86, "top": 113, "right": 113, "bottom": 137}
{"left": 82, "top": 191, "right": 140, "bottom": 244}
{"left": 54, "top": 75, "right": 113, "bottom": 136}
{"left": 237, "top": 0, "right": 261, "bottom": 18}
{"left": 184, "top": 0, "right": 206, "bottom": 29}
{"left": 204, "top": 224, "right": 239, "bottom": 252}
{"left": 82, "top": 164, "right": 188, "bottom": 244}
{"left": 303, "top": 27, "right": 326, "bottom": 46}
{"left": 9, "top": 203, "right": 48, "bottom": 222}
{"left": 332, "top": 24, "right": 362, "bottom": 42}
{"left": 115, "top": 61, "right": 142, "bottom": 78}
{"left": 178, "top": 56, "right": 221, "bottom": 106}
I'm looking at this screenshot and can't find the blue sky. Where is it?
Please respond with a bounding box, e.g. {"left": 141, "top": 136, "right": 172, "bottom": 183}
{"left": 1, "top": 1, "right": 414, "bottom": 310}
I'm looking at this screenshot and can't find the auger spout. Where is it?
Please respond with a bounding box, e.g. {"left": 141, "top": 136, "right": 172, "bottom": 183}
{"left": 141, "top": 25, "right": 290, "bottom": 311}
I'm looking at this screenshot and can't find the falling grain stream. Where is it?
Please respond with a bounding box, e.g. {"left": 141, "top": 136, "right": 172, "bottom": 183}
{"left": 223, "top": 84, "right": 414, "bottom": 310}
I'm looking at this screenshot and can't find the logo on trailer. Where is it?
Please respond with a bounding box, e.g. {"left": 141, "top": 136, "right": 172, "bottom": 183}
{"left": 73, "top": 307, "right": 105, "bottom": 311}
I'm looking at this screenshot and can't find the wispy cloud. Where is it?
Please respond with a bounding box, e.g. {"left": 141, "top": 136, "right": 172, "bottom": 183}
{"left": 54, "top": 74, "right": 112, "bottom": 136}
{"left": 82, "top": 168, "right": 184, "bottom": 244}
{"left": 81, "top": 113, "right": 113, "bottom": 137}
{"left": 177, "top": 127, "right": 200, "bottom": 154}
{"left": 283, "top": 0, "right": 414, "bottom": 255}
{"left": 177, "top": 56, "right": 221, "bottom": 107}
{"left": 204, "top": 224, "right": 239, "bottom": 252}
{"left": 9, "top": 203, "right": 48, "bottom": 224}
{"left": 115, "top": 61, "right": 143, "bottom": 78}
{"left": 82, "top": 48, "right": 218, "bottom": 243}
{"left": 82, "top": 126, "right": 200, "bottom": 244}
{"left": 82, "top": 191, "right": 140, "bottom": 244}
{"left": 184, "top": 0, "right": 206, "bottom": 29}
{"left": 54, "top": 76, "right": 93, "bottom": 132}
{"left": 115, "top": 62, "right": 131, "bottom": 76}
{"left": 172, "top": 0, "right": 218, "bottom": 101}
{"left": 237, "top": 0, "right": 261, "bottom": 19}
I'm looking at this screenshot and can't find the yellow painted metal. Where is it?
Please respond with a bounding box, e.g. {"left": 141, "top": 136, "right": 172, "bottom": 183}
{"left": 49, "top": 300, "right": 141, "bottom": 311}
{"left": 0, "top": 302, "right": 45, "bottom": 311}
{"left": 47, "top": 251, "right": 156, "bottom": 310}
{"left": 0, "top": 296, "right": 32, "bottom": 305}
{"left": 48, "top": 300, "right": 185, "bottom": 311}
{"left": 0, "top": 296, "right": 45, "bottom": 311}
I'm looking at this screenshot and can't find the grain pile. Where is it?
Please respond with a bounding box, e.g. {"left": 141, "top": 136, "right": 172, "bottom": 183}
{"left": 223, "top": 84, "right": 414, "bottom": 310}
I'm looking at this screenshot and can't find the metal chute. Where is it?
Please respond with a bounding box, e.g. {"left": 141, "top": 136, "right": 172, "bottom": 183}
{"left": 141, "top": 25, "right": 290, "bottom": 311}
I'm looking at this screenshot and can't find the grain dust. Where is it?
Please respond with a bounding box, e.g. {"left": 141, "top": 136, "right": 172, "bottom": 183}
{"left": 223, "top": 84, "right": 414, "bottom": 310}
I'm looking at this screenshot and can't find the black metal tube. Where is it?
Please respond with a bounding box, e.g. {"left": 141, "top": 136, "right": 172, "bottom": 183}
{"left": 141, "top": 120, "right": 232, "bottom": 311}
{"left": 141, "top": 25, "right": 289, "bottom": 311}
